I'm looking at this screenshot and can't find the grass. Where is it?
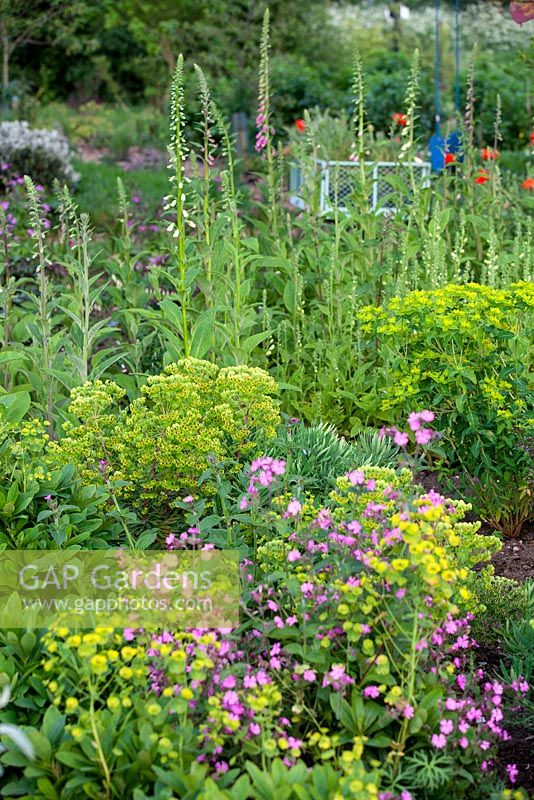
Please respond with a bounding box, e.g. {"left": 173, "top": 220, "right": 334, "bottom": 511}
{"left": 73, "top": 160, "right": 168, "bottom": 227}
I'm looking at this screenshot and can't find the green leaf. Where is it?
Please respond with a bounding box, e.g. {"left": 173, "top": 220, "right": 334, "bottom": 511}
{"left": 36, "top": 778, "right": 60, "bottom": 800}
{"left": 190, "top": 311, "right": 216, "bottom": 359}
{"left": 0, "top": 392, "right": 31, "bottom": 425}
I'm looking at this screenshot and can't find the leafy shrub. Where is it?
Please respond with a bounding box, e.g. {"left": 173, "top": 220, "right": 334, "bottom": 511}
{"left": 2, "top": 465, "right": 514, "bottom": 799}
{"left": 472, "top": 577, "right": 534, "bottom": 644}
{"left": 0, "top": 121, "right": 79, "bottom": 189}
{"left": 0, "top": 685, "right": 33, "bottom": 780}
{"left": 358, "top": 282, "right": 534, "bottom": 537}
{"left": 498, "top": 615, "right": 534, "bottom": 728}
{"left": 50, "top": 358, "right": 280, "bottom": 518}
{"left": 0, "top": 393, "right": 117, "bottom": 549}
{"left": 267, "top": 420, "right": 398, "bottom": 498}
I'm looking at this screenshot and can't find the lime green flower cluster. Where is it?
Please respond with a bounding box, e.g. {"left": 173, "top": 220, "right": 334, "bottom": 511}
{"left": 1, "top": 417, "right": 51, "bottom": 487}
{"left": 50, "top": 358, "right": 279, "bottom": 513}
{"left": 357, "top": 283, "right": 534, "bottom": 537}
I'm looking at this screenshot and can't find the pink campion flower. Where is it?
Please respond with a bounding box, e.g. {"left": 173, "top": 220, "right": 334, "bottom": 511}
{"left": 347, "top": 520, "right": 362, "bottom": 534}
{"left": 323, "top": 663, "right": 354, "bottom": 690}
{"left": 249, "top": 722, "right": 261, "bottom": 736}
{"left": 403, "top": 704, "right": 415, "bottom": 719}
{"left": 303, "top": 669, "right": 316, "bottom": 682}
{"left": 316, "top": 509, "right": 331, "bottom": 529}
{"left": 220, "top": 675, "right": 237, "bottom": 689}
{"left": 123, "top": 628, "right": 136, "bottom": 641}
{"left": 183, "top": 495, "right": 194, "bottom": 503}
{"left": 394, "top": 430, "right": 409, "bottom": 446}
{"left": 415, "top": 428, "right": 434, "bottom": 445}
{"left": 285, "top": 499, "right": 302, "bottom": 517}
{"left": 401, "top": 793, "right": 413, "bottom": 800}
{"left": 347, "top": 469, "right": 365, "bottom": 485}
{"left": 408, "top": 409, "right": 435, "bottom": 431}
{"left": 287, "top": 549, "right": 301, "bottom": 562}
{"left": 506, "top": 764, "right": 519, "bottom": 784}
{"left": 511, "top": 677, "right": 529, "bottom": 693}
{"left": 457, "top": 674, "right": 467, "bottom": 691}
{"left": 459, "top": 737, "right": 469, "bottom": 749}
{"left": 239, "top": 496, "right": 248, "bottom": 510}
{"left": 431, "top": 733, "right": 447, "bottom": 749}
{"left": 407, "top": 412, "right": 422, "bottom": 431}
{"left": 301, "top": 582, "right": 314, "bottom": 596}
{"left": 363, "top": 685, "right": 380, "bottom": 698}
{"left": 440, "top": 719, "right": 454, "bottom": 735}
{"left": 165, "top": 533, "right": 177, "bottom": 548}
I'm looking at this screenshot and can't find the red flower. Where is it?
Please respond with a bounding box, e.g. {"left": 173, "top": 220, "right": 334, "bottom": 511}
{"left": 444, "top": 153, "right": 456, "bottom": 165}
{"left": 392, "top": 112, "right": 407, "bottom": 127}
{"left": 521, "top": 177, "right": 534, "bottom": 190}
{"left": 474, "top": 170, "right": 489, "bottom": 184}
{"left": 481, "top": 147, "right": 499, "bottom": 161}
{"left": 294, "top": 119, "right": 306, "bottom": 132}
{"left": 530, "top": 132, "right": 534, "bottom": 144}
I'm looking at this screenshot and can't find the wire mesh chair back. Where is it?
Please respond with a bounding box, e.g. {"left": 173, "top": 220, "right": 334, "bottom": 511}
{"left": 289, "top": 159, "right": 431, "bottom": 214}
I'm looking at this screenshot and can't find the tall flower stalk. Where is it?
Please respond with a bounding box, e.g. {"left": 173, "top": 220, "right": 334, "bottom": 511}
{"left": 399, "top": 49, "right": 420, "bottom": 197}
{"left": 168, "top": 53, "right": 194, "bottom": 357}
{"left": 255, "top": 9, "right": 277, "bottom": 231}
{"left": 221, "top": 170, "right": 243, "bottom": 356}
{"left": 116, "top": 177, "right": 132, "bottom": 273}
{"left": 0, "top": 206, "right": 13, "bottom": 389}
{"left": 212, "top": 99, "right": 236, "bottom": 200}
{"left": 194, "top": 64, "right": 216, "bottom": 304}
{"left": 25, "top": 175, "right": 54, "bottom": 427}
{"left": 350, "top": 48, "right": 367, "bottom": 194}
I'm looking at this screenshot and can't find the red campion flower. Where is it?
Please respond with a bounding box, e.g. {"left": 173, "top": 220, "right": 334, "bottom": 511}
{"left": 474, "top": 170, "right": 489, "bottom": 184}
{"left": 294, "top": 119, "right": 306, "bottom": 132}
{"left": 521, "top": 177, "right": 534, "bottom": 190}
{"left": 444, "top": 153, "right": 456, "bottom": 165}
{"left": 391, "top": 112, "right": 407, "bottom": 127}
{"left": 530, "top": 132, "right": 534, "bottom": 144}
{"left": 481, "top": 147, "right": 499, "bottom": 161}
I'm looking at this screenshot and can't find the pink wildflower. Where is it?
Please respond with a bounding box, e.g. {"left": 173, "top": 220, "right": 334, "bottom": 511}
{"left": 285, "top": 499, "right": 302, "bottom": 517}
{"left": 431, "top": 733, "right": 447, "bottom": 749}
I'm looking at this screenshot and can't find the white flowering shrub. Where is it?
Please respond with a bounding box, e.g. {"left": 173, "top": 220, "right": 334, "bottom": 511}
{"left": 0, "top": 121, "right": 79, "bottom": 188}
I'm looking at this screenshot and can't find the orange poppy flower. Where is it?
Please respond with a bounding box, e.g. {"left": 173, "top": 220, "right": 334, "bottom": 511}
{"left": 391, "top": 113, "right": 407, "bottom": 127}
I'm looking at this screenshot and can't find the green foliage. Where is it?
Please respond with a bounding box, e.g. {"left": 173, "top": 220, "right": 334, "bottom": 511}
{"left": 358, "top": 283, "right": 534, "bottom": 536}
{"left": 498, "top": 614, "right": 534, "bottom": 727}
{"left": 0, "top": 397, "right": 121, "bottom": 548}
{"left": 472, "top": 576, "right": 534, "bottom": 644}
{"left": 50, "top": 358, "right": 280, "bottom": 518}
{"left": 267, "top": 421, "right": 399, "bottom": 498}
